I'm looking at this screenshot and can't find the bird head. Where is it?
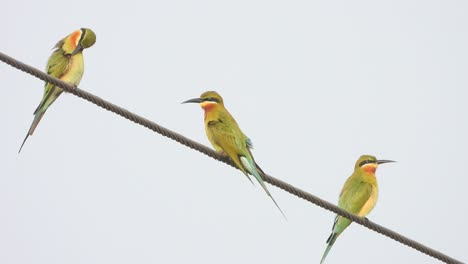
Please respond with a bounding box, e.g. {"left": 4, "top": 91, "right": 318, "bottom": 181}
{"left": 58, "top": 28, "right": 96, "bottom": 55}
{"left": 355, "top": 155, "right": 395, "bottom": 175}
{"left": 182, "top": 91, "right": 224, "bottom": 111}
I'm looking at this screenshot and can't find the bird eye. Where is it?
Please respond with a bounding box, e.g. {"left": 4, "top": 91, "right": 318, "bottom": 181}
{"left": 359, "top": 160, "right": 375, "bottom": 167}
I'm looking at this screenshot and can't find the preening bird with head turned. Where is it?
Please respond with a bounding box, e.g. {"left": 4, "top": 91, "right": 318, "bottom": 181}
{"left": 19, "top": 28, "right": 96, "bottom": 153}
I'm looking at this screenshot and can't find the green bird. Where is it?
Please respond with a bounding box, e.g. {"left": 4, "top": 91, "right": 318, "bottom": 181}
{"left": 320, "top": 155, "right": 395, "bottom": 263}
{"left": 183, "top": 91, "right": 285, "bottom": 217}
{"left": 19, "top": 28, "right": 96, "bottom": 152}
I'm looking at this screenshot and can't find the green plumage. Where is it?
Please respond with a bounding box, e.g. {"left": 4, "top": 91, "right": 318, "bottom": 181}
{"left": 184, "top": 91, "right": 285, "bottom": 217}
{"left": 19, "top": 28, "right": 96, "bottom": 152}
{"left": 320, "top": 155, "right": 394, "bottom": 263}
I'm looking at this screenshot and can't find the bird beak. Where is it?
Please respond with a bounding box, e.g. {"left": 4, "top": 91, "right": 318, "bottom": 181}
{"left": 182, "top": 98, "right": 204, "bottom": 104}
{"left": 71, "top": 44, "right": 83, "bottom": 55}
{"left": 376, "top": 160, "right": 396, "bottom": 164}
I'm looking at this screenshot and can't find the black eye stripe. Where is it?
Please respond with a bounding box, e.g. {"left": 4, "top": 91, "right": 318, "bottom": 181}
{"left": 79, "top": 28, "right": 86, "bottom": 43}
{"left": 204, "top": 97, "right": 220, "bottom": 103}
{"left": 359, "top": 160, "right": 376, "bottom": 167}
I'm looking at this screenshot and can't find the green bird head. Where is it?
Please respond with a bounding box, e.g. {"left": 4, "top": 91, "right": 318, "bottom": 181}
{"left": 182, "top": 91, "right": 224, "bottom": 111}
{"left": 355, "top": 155, "right": 395, "bottom": 174}
{"left": 80, "top": 28, "right": 97, "bottom": 49}
{"left": 56, "top": 28, "right": 96, "bottom": 55}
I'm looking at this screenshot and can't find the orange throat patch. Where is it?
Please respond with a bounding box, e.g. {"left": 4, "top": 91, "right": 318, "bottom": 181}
{"left": 362, "top": 164, "right": 377, "bottom": 174}
{"left": 69, "top": 30, "right": 82, "bottom": 49}
{"left": 200, "top": 101, "right": 217, "bottom": 112}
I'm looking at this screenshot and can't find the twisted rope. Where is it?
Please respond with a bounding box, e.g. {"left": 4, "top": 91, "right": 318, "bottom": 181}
{"left": 1, "top": 51, "right": 463, "bottom": 264}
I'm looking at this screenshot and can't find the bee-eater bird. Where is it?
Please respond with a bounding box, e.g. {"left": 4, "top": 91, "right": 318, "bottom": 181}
{"left": 19, "top": 28, "right": 96, "bottom": 153}
{"left": 183, "top": 91, "right": 285, "bottom": 217}
{"left": 320, "top": 155, "right": 394, "bottom": 263}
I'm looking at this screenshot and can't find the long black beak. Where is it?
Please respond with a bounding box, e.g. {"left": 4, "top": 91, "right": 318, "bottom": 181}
{"left": 376, "top": 160, "right": 396, "bottom": 164}
{"left": 71, "top": 44, "right": 83, "bottom": 55}
{"left": 182, "top": 98, "right": 204, "bottom": 104}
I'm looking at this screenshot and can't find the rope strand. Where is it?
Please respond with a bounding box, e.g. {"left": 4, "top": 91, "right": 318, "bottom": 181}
{"left": 0, "top": 51, "right": 463, "bottom": 264}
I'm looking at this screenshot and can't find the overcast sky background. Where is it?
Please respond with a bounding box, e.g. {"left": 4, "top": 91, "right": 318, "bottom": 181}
{"left": 1, "top": 0, "right": 467, "bottom": 263}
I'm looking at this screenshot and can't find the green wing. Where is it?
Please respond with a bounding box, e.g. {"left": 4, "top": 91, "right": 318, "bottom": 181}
{"left": 35, "top": 50, "right": 69, "bottom": 114}
{"left": 19, "top": 50, "right": 71, "bottom": 152}
{"left": 46, "top": 50, "right": 69, "bottom": 77}
{"left": 207, "top": 120, "right": 248, "bottom": 162}
{"left": 338, "top": 177, "right": 373, "bottom": 214}
{"left": 329, "top": 177, "right": 373, "bottom": 235}
{"left": 44, "top": 50, "right": 69, "bottom": 94}
{"left": 207, "top": 116, "right": 285, "bottom": 217}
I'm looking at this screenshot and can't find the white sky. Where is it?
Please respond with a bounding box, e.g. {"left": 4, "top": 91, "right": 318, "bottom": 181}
{"left": 2, "top": 0, "right": 467, "bottom": 263}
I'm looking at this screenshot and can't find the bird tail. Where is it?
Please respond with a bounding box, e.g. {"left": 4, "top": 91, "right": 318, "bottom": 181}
{"left": 19, "top": 110, "right": 45, "bottom": 153}
{"left": 243, "top": 170, "right": 255, "bottom": 186}
{"left": 320, "top": 232, "right": 339, "bottom": 264}
{"left": 240, "top": 156, "right": 286, "bottom": 219}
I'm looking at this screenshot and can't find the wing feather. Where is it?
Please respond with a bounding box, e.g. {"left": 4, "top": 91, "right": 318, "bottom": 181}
{"left": 338, "top": 177, "right": 373, "bottom": 215}
{"left": 34, "top": 50, "right": 70, "bottom": 114}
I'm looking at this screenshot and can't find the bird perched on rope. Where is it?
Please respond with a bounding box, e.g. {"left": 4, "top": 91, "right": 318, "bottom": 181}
{"left": 183, "top": 91, "right": 285, "bottom": 217}
{"left": 19, "top": 28, "right": 96, "bottom": 152}
{"left": 320, "top": 155, "right": 394, "bottom": 263}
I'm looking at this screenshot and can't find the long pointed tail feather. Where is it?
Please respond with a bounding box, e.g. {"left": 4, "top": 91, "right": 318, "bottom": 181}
{"left": 240, "top": 156, "right": 287, "bottom": 219}
{"left": 320, "top": 232, "right": 339, "bottom": 264}
{"left": 244, "top": 172, "right": 255, "bottom": 185}
{"left": 18, "top": 111, "right": 45, "bottom": 153}
{"left": 256, "top": 177, "right": 287, "bottom": 219}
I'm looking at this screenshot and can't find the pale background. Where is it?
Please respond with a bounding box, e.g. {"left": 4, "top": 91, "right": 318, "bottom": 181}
{"left": 1, "top": 0, "right": 467, "bottom": 263}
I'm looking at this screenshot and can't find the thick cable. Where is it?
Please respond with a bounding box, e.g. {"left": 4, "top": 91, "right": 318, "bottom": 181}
{"left": 0, "top": 51, "right": 463, "bottom": 264}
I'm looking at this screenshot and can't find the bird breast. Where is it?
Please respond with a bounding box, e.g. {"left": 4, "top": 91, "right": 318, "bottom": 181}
{"left": 60, "top": 53, "right": 84, "bottom": 86}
